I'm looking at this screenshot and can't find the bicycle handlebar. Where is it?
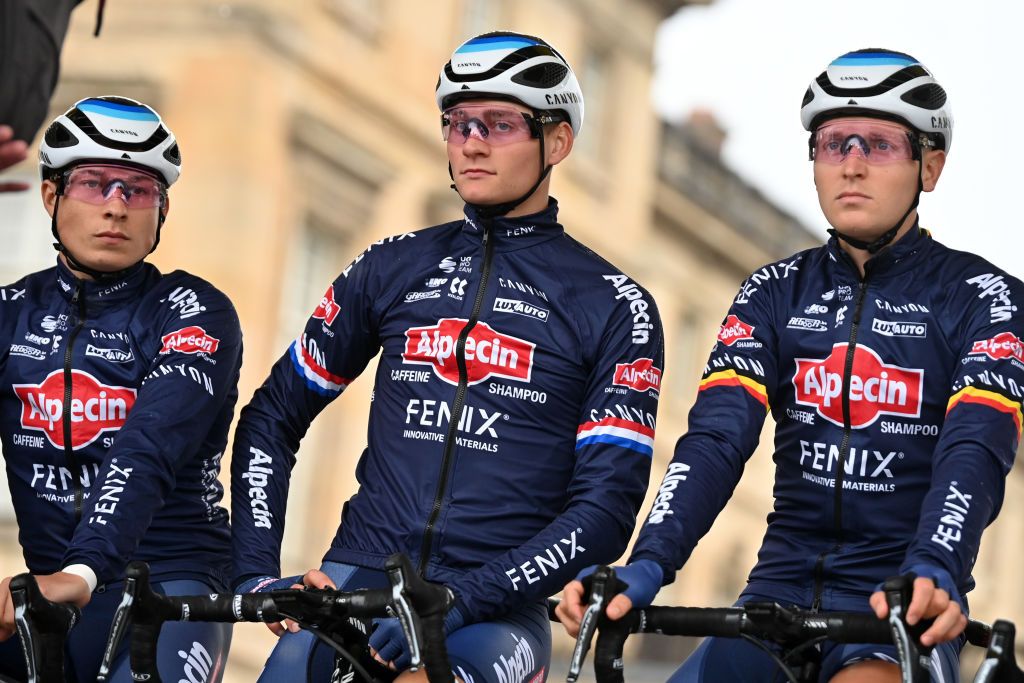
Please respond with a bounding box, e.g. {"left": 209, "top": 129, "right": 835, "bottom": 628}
{"left": 974, "top": 620, "right": 1024, "bottom": 683}
{"left": 570, "top": 567, "right": 993, "bottom": 683}
{"left": 97, "top": 553, "right": 454, "bottom": 683}
{"left": 8, "top": 574, "right": 80, "bottom": 683}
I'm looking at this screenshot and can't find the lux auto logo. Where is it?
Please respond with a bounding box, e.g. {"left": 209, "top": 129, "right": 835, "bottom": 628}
{"left": 792, "top": 343, "right": 923, "bottom": 428}
{"left": 13, "top": 369, "right": 137, "bottom": 449}
{"left": 402, "top": 318, "right": 535, "bottom": 386}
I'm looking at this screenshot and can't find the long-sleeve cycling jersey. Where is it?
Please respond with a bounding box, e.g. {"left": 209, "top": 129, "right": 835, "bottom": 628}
{"left": 0, "top": 259, "right": 240, "bottom": 588}
{"left": 630, "top": 225, "right": 1023, "bottom": 611}
{"left": 232, "top": 200, "right": 663, "bottom": 625}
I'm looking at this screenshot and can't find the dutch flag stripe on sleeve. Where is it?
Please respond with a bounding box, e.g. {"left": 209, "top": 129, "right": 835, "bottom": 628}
{"left": 575, "top": 417, "right": 655, "bottom": 457}
{"left": 289, "top": 336, "right": 349, "bottom": 396}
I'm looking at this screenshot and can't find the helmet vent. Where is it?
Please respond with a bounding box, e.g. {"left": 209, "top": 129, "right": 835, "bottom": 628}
{"left": 121, "top": 153, "right": 131, "bottom": 159}
{"left": 901, "top": 83, "right": 946, "bottom": 110}
{"left": 43, "top": 122, "right": 79, "bottom": 149}
{"left": 512, "top": 63, "right": 568, "bottom": 89}
{"left": 801, "top": 88, "right": 814, "bottom": 108}
{"left": 163, "top": 142, "right": 181, "bottom": 166}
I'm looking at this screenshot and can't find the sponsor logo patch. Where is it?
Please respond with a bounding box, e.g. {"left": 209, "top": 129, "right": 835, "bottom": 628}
{"left": 970, "top": 331, "right": 1024, "bottom": 363}
{"left": 14, "top": 369, "right": 136, "bottom": 449}
{"left": 10, "top": 344, "right": 46, "bottom": 360}
{"left": 404, "top": 290, "right": 441, "bottom": 303}
{"left": 787, "top": 317, "right": 828, "bottom": 332}
{"left": 793, "top": 343, "right": 923, "bottom": 428}
{"left": 402, "top": 318, "right": 535, "bottom": 385}
{"left": 613, "top": 358, "right": 662, "bottom": 393}
{"left": 160, "top": 326, "right": 220, "bottom": 355}
{"left": 85, "top": 344, "right": 134, "bottom": 363}
{"left": 871, "top": 319, "right": 928, "bottom": 338}
{"left": 717, "top": 315, "right": 754, "bottom": 346}
{"left": 312, "top": 285, "right": 340, "bottom": 325}
{"left": 493, "top": 297, "right": 549, "bottom": 322}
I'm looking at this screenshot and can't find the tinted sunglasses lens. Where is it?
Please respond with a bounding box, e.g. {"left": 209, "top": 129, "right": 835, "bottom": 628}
{"left": 814, "top": 123, "right": 914, "bottom": 164}
{"left": 442, "top": 107, "right": 534, "bottom": 145}
{"left": 64, "top": 166, "right": 165, "bottom": 208}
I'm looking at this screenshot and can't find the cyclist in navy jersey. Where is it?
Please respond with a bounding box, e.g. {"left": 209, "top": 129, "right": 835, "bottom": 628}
{"left": 230, "top": 31, "right": 664, "bottom": 683}
{"left": 558, "top": 48, "right": 1024, "bottom": 683}
{"left": 0, "top": 97, "right": 240, "bottom": 682}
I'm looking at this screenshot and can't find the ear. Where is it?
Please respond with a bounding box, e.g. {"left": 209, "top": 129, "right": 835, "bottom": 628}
{"left": 161, "top": 193, "right": 171, "bottom": 221}
{"left": 41, "top": 180, "right": 58, "bottom": 218}
{"left": 544, "top": 121, "right": 574, "bottom": 166}
{"left": 921, "top": 148, "right": 946, "bottom": 192}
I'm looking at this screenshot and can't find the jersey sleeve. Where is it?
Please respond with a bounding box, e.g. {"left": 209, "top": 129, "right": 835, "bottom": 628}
{"left": 62, "top": 284, "right": 243, "bottom": 583}
{"left": 230, "top": 243, "right": 393, "bottom": 584}
{"left": 629, "top": 275, "right": 779, "bottom": 584}
{"left": 900, "top": 271, "right": 1024, "bottom": 585}
{"left": 448, "top": 282, "right": 664, "bottom": 624}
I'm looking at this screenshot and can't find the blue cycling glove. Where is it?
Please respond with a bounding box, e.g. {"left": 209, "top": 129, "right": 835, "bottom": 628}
{"left": 885, "top": 564, "right": 966, "bottom": 614}
{"left": 575, "top": 559, "right": 664, "bottom": 610}
{"left": 235, "top": 574, "right": 304, "bottom": 594}
{"left": 368, "top": 606, "right": 465, "bottom": 671}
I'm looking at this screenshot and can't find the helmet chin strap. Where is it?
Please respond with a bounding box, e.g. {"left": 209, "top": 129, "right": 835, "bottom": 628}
{"left": 50, "top": 182, "right": 165, "bottom": 282}
{"left": 449, "top": 126, "right": 552, "bottom": 220}
{"left": 828, "top": 149, "right": 925, "bottom": 255}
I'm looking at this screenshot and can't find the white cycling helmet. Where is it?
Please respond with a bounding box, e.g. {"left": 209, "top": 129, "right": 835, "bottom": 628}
{"left": 39, "top": 96, "right": 181, "bottom": 185}
{"left": 436, "top": 31, "right": 584, "bottom": 137}
{"left": 800, "top": 49, "right": 952, "bottom": 152}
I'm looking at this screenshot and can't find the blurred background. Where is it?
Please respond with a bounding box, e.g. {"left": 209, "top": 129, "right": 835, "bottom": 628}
{"left": 0, "top": 1, "right": 1021, "bottom": 681}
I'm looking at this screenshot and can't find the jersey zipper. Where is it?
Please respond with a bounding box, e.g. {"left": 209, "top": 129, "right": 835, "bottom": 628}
{"left": 418, "top": 222, "right": 495, "bottom": 576}
{"left": 811, "top": 276, "right": 869, "bottom": 610}
{"left": 62, "top": 282, "right": 88, "bottom": 521}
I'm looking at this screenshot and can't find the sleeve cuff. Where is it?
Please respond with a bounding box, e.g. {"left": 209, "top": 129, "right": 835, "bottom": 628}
{"left": 61, "top": 563, "right": 98, "bottom": 593}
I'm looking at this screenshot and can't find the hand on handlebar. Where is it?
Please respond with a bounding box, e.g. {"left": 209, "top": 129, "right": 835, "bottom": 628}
{"left": 0, "top": 572, "right": 90, "bottom": 640}
{"left": 870, "top": 565, "right": 967, "bottom": 647}
{"left": 235, "top": 572, "right": 315, "bottom": 636}
{"left": 555, "top": 560, "right": 664, "bottom": 638}
{"left": 368, "top": 606, "right": 465, "bottom": 672}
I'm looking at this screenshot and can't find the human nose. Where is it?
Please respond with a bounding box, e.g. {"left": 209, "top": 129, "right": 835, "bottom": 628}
{"left": 102, "top": 187, "right": 130, "bottom": 217}
{"left": 841, "top": 151, "right": 868, "bottom": 178}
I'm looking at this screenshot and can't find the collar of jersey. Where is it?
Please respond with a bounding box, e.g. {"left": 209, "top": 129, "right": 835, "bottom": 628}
{"left": 828, "top": 220, "right": 932, "bottom": 279}
{"left": 461, "top": 198, "right": 564, "bottom": 251}
{"left": 55, "top": 257, "right": 150, "bottom": 309}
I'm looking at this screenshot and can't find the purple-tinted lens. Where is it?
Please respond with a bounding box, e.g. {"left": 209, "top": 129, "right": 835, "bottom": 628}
{"left": 442, "top": 106, "right": 535, "bottom": 146}
{"left": 814, "top": 120, "right": 916, "bottom": 165}
{"left": 64, "top": 165, "right": 166, "bottom": 208}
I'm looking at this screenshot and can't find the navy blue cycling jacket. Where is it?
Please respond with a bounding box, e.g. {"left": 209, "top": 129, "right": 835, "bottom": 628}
{"left": 0, "top": 259, "right": 240, "bottom": 588}
{"left": 231, "top": 200, "right": 664, "bottom": 625}
{"left": 630, "top": 226, "right": 1024, "bottom": 610}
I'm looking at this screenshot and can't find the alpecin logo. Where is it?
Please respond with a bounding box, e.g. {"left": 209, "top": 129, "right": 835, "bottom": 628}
{"left": 13, "top": 369, "right": 136, "bottom": 449}
{"left": 718, "top": 314, "right": 754, "bottom": 346}
{"left": 312, "top": 285, "right": 340, "bottom": 326}
{"left": 613, "top": 358, "right": 662, "bottom": 393}
{"left": 970, "top": 331, "right": 1024, "bottom": 363}
{"left": 792, "top": 343, "right": 923, "bottom": 429}
{"left": 160, "top": 326, "right": 220, "bottom": 355}
{"left": 402, "top": 318, "right": 535, "bottom": 386}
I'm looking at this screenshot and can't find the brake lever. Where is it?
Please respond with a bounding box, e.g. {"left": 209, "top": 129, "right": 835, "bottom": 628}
{"left": 884, "top": 574, "right": 931, "bottom": 683}
{"left": 567, "top": 565, "right": 621, "bottom": 683}
{"left": 387, "top": 557, "right": 426, "bottom": 671}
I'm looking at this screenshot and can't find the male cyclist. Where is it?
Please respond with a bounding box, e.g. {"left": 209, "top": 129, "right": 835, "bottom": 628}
{"left": 0, "top": 97, "right": 241, "bottom": 682}
{"left": 558, "top": 48, "right": 1024, "bottom": 682}
{"left": 231, "top": 31, "right": 664, "bottom": 682}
